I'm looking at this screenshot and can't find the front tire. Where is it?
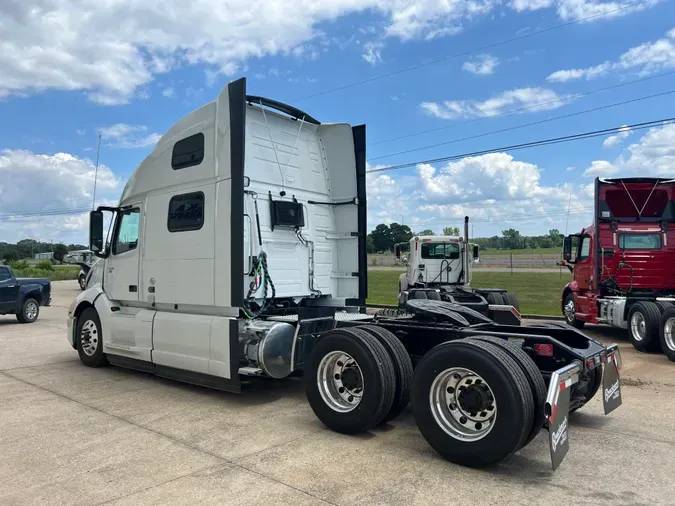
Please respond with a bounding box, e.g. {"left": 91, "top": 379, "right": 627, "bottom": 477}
{"left": 411, "top": 339, "right": 534, "bottom": 468}
{"left": 16, "top": 298, "right": 39, "bottom": 324}
{"left": 76, "top": 308, "right": 108, "bottom": 367}
{"left": 305, "top": 328, "right": 396, "bottom": 434}
{"left": 563, "top": 293, "right": 585, "bottom": 329}
{"left": 627, "top": 301, "right": 661, "bottom": 353}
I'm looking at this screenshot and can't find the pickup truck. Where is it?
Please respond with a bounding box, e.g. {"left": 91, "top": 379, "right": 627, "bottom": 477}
{"left": 0, "top": 265, "right": 51, "bottom": 323}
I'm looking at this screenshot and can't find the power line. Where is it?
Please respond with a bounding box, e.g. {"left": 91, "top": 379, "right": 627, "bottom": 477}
{"left": 369, "top": 70, "right": 675, "bottom": 147}
{"left": 368, "top": 88, "right": 675, "bottom": 161}
{"left": 0, "top": 208, "right": 90, "bottom": 220}
{"left": 294, "top": 0, "right": 657, "bottom": 102}
{"left": 367, "top": 117, "right": 675, "bottom": 174}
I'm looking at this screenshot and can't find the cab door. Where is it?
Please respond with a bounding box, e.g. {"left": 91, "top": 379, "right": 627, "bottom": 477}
{"left": 0, "top": 266, "right": 18, "bottom": 311}
{"left": 105, "top": 207, "right": 141, "bottom": 303}
{"left": 574, "top": 235, "right": 593, "bottom": 291}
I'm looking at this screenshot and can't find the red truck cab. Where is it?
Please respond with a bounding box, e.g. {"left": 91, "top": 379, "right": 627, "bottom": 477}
{"left": 561, "top": 177, "right": 675, "bottom": 359}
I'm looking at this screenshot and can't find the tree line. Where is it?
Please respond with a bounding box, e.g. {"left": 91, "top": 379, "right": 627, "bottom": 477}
{"left": 367, "top": 224, "right": 564, "bottom": 253}
{"left": 0, "top": 239, "right": 87, "bottom": 263}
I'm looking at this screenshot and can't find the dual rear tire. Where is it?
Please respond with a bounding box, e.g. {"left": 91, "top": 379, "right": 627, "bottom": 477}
{"left": 304, "top": 326, "right": 413, "bottom": 434}
{"left": 306, "top": 328, "right": 543, "bottom": 468}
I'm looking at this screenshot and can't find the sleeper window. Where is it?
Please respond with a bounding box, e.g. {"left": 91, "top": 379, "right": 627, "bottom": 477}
{"left": 172, "top": 133, "right": 204, "bottom": 170}
{"left": 168, "top": 192, "right": 205, "bottom": 232}
{"left": 113, "top": 209, "right": 140, "bottom": 255}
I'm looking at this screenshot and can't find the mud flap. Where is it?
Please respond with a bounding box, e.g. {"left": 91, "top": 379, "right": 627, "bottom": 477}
{"left": 545, "top": 362, "right": 579, "bottom": 471}
{"left": 602, "top": 345, "right": 622, "bottom": 415}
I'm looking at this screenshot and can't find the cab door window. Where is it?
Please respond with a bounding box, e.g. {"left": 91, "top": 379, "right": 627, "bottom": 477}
{"left": 578, "top": 236, "right": 591, "bottom": 261}
{"left": 113, "top": 209, "right": 140, "bottom": 255}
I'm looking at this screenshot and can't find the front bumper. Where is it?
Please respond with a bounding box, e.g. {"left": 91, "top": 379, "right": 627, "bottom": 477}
{"left": 545, "top": 344, "right": 622, "bottom": 470}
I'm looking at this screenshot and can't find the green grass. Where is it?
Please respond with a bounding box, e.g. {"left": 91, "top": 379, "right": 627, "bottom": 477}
{"left": 480, "top": 247, "right": 561, "bottom": 256}
{"left": 13, "top": 266, "right": 79, "bottom": 281}
{"left": 367, "top": 270, "right": 571, "bottom": 316}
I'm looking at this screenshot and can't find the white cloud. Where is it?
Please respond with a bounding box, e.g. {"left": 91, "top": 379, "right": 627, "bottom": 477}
{"left": 462, "top": 54, "right": 499, "bottom": 75}
{"left": 365, "top": 155, "right": 594, "bottom": 235}
{"left": 420, "top": 87, "right": 572, "bottom": 119}
{"left": 510, "top": 0, "right": 553, "bottom": 11}
{"left": 583, "top": 160, "right": 618, "bottom": 176}
{"left": 98, "top": 123, "right": 162, "bottom": 149}
{"left": 584, "top": 123, "right": 675, "bottom": 176}
{"left": 547, "top": 27, "right": 675, "bottom": 82}
{"left": 555, "top": 0, "right": 660, "bottom": 22}
{"left": 546, "top": 62, "right": 612, "bottom": 82}
{"left": 0, "top": 0, "right": 499, "bottom": 104}
{"left": 0, "top": 149, "right": 120, "bottom": 242}
{"left": 567, "top": 166, "right": 576, "bottom": 171}
{"left": 162, "top": 87, "right": 175, "bottom": 98}
{"left": 75, "top": 129, "right": 86, "bottom": 136}
{"left": 362, "top": 42, "right": 384, "bottom": 65}
{"left": 602, "top": 125, "right": 632, "bottom": 148}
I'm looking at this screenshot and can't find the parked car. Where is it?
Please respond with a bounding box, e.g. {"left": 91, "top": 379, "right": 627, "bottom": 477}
{"left": 0, "top": 265, "right": 51, "bottom": 323}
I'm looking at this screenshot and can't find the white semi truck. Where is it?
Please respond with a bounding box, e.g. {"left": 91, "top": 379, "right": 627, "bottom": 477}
{"left": 394, "top": 219, "right": 521, "bottom": 325}
{"left": 68, "top": 77, "right": 623, "bottom": 470}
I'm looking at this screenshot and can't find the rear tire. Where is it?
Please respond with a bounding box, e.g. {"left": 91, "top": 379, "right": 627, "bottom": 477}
{"left": 570, "top": 365, "right": 603, "bottom": 412}
{"left": 411, "top": 339, "right": 534, "bottom": 467}
{"left": 16, "top": 298, "right": 40, "bottom": 324}
{"left": 659, "top": 307, "right": 675, "bottom": 362}
{"left": 563, "top": 293, "right": 585, "bottom": 329}
{"left": 359, "top": 325, "right": 413, "bottom": 423}
{"left": 469, "top": 336, "right": 546, "bottom": 447}
{"left": 502, "top": 292, "right": 520, "bottom": 312}
{"left": 76, "top": 308, "right": 108, "bottom": 367}
{"left": 485, "top": 292, "right": 504, "bottom": 305}
{"left": 655, "top": 301, "right": 673, "bottom": 314}
{"left": 305, "top": 328, "right": 396, "bottom": 434}
{"left": 627, "top": 301, "right": 662, "bottom": 353}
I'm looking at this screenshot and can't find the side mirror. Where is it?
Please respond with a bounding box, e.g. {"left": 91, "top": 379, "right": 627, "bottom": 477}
{"left": 472, "top": 245, "right": 479, "bottom": 259}
{"left": 89, "top": 211, "right": 105, "bottom": 256}
{"left": 562, "top": 236, "right": 573, "bottom": 261}
{"left": 394, "top": 245, "right": 401, "bottom": 260}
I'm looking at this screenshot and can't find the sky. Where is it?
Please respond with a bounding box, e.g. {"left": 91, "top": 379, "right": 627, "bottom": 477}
{"left": 1, "top": 0, "right": 674, "bottom": 244}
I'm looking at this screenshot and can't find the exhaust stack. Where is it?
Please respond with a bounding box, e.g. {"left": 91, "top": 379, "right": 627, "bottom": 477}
{"left": 464, "top": 216, "right": 470, "bottom": 287}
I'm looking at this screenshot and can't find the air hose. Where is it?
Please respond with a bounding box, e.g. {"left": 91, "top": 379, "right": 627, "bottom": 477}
{"left": 242, "top": 251, "right": 276, "bottom": 319}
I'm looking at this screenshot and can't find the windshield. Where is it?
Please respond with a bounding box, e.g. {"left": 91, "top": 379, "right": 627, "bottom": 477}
{"left": 619, "top": 233, "right": 662, "bottom": 250}
{"left": 421, "top": 242, "right": 460, "bottom": 260}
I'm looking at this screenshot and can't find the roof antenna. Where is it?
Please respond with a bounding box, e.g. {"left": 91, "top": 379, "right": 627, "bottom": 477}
{"left": 92, "top": 133, "right": 102, "bottom": 210}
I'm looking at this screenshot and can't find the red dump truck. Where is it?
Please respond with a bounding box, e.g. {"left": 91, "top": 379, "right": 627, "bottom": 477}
{"left": 561, "top": 177, "right": 675, "bottom": 361}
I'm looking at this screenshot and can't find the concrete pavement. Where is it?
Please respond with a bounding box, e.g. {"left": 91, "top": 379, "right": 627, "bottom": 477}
{"left": 1, "top": 281, "right": 675, "bottom": 505}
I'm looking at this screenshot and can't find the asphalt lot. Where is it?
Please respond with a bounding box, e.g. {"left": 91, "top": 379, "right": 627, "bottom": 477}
{"left": 2, "top": 281, "right": 675, "bottom": 505}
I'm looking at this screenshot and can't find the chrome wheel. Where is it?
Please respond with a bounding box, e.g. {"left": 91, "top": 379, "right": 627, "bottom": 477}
{"left": 80, "top": 319, "right": 99, "bottom": 356}
{"left": 631, "top": 312, "right": 646, "bottom": 342}
{"left": 663, "top": 317, "right": 675, "bottom": 351}
{"left": 24, "top": 301, "right": 38, "bottom": 321}
{"left": 564, "top": 299, "right": 575, "bottom": 323}
{"left": 429, "top": 367, "right": 497, "bottom": 442}
{"left": 317, "top": 351, "right": 363, "bottom": 413}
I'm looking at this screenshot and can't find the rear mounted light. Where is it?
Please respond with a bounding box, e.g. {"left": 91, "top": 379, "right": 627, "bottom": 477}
{"left": 535, "top": 343, "right": 554, "bottom": 357}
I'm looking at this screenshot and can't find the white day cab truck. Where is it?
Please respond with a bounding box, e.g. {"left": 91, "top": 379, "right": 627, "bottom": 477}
{"left": 394, "top": 222, "right": 521, "bottom": 325}
{"left": 69, "top": 77, "right": 622, "bottom": 470}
